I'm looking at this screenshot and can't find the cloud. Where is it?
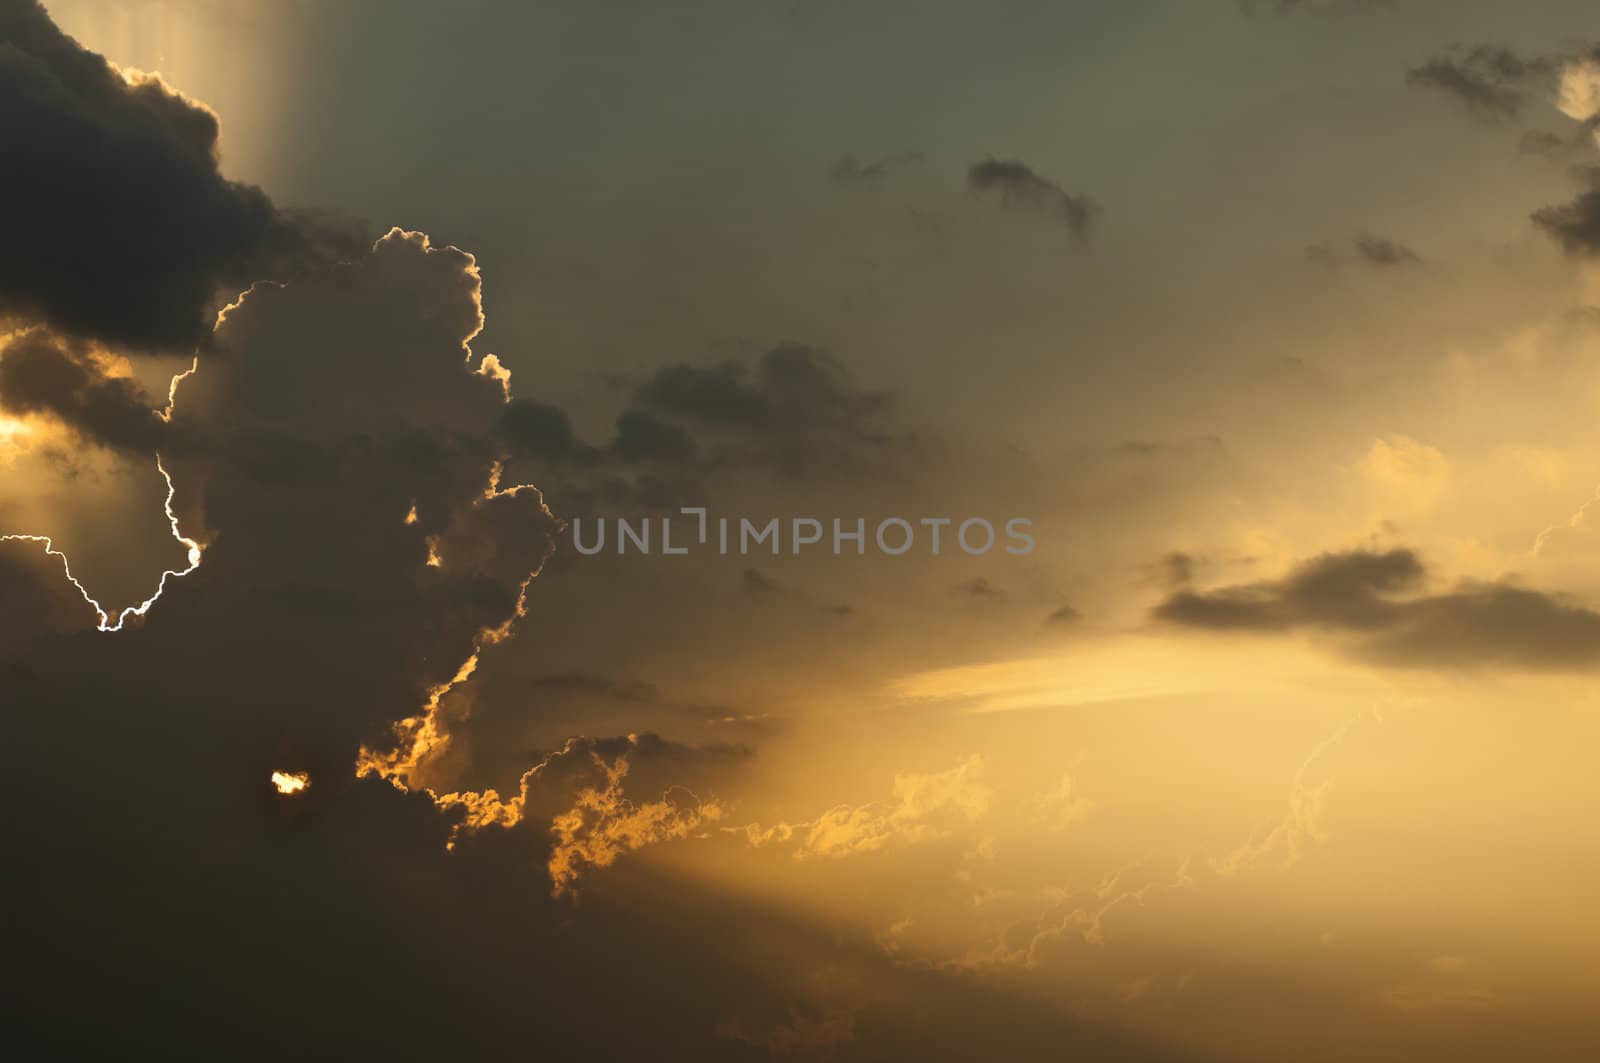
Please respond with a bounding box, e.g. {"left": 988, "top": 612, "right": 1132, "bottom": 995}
{"left": 1360, "top": 434, "right": 1450, "bottom": 511}
{"left": 545, "top": 748, "right": 726, "bottom": 897}
{"left": 1404, "top": 47, "right": 1555, "bottom": 123}
{"left": 1354, "top": 236, "right": 1422, "bottom": 267}
{"left": 1306, "top": 236, "right": 1423, "bottom": 269}
{"left": 1045, "top": 603, "right": 1082, "bottom": 625}
{"left": 1556, "top": 53, "right": 1600, "bottom": 131}
{"left": 0, "top": 330, "right": 167, "bottom": 454}
{"left": 0, "top": 1, "right": 364, "bottom": 354}
{"left": 636, "top": 344, "right": 891, "bottom": 436}
{"left": 743, "top": 567, "right": 779, "bottom": 594}
{"left": 0, "top": 536, "right": 98, "bottom": 652}
{"left": 738, "top": 755, "right": 991, "bottom": 861}
{"left": 1154, "top": 547, "right": 1600, "bottom": 671}
{"left": 1023, "top": 773, "right": 1092, "bottom": 832}
{"left": 495, "top": 344, "right": 911, "bottom": 513}
{"left": 1532, "top": 167, "right": 1600, "bottom": 256}
{"left": 1157, "top": 552, "right": 1195, "bottom": 589}
{"left": 497, "top": 398, "right": 589, "bottom": 462}
{"left": 966, "top": 158, "right": 1099, "bottom": 239}
{"left": 611, "top": 407, "right": 700, "bottom": 464}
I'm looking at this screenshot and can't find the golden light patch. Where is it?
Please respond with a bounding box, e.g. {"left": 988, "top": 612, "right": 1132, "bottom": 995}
{"left": 1557, "top": 58, "right": 1600, "bottom": 135}
{"left": 1360, "top": 434, "right": 1451, "bottom": 513}
{"left": 271, "top": 770, "right": 310, "bottom": 795}
{"left": 0, "top": 416, "right": 31, "bottom": 457}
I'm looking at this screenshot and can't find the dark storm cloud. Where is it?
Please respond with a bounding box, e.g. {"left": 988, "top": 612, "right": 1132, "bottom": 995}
{"left": 1532, "top": 167, "right": 1600, "bottom": 257}
{"left": 966, "top": 158, "right": 1099, "bottom": 239}
{"left": 1404, "top": 46, "right": 1555, "bottom": 123}
{"left": 0, "top": 0, "right": 364, "bottom": 354}
{"left": 0, "top": 330, "right": 167, "bottom": 454}
{"left": 1155, "top": 547, "right": 1600, "bottom": 670}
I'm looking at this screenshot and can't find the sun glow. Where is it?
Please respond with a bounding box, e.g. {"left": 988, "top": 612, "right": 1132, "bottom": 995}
{"left": 0, "top": 416, "right": 32, "bottom": 459}
{"left": 271, "top": 771, "right": 310, "bottom": 795}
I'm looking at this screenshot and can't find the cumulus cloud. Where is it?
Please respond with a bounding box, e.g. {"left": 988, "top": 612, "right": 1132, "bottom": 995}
{"left": 0, "top": 0, "right": 363, "bottom": 354}
{"left": 1154, "top": 547, "right": 1600, "bottom": 671}
{"left": 966, "top": 158, "right": 1099, "bottom": 239}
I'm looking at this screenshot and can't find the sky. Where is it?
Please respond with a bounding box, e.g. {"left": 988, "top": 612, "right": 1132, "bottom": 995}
{"left": 3, "top": 1, "right": 1600, "bottom": 1059}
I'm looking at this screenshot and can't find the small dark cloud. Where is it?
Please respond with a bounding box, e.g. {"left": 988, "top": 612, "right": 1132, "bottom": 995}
{"left": 1405, "top": 45, "right": 1562, "bottom": 125}
{"left": 956, "top": 577, "right": 1004, "bottom": 598}
{"left": 1155, "top": 547, "right": 1600, "bottom": 671}
{"left": 832, "top": 152, "right": 924, "bottom": 182}
{"left": 1532, "top": 167, "right": 1600, "bottom": 257}
{"left": 1307, "top": 236, "right": 1421, "bottom": 269}
{"left": 1159, "top": 552, "right": 1195, "bottom": 589}
{"left": 1354, "top": 236, "right": 1422, "bottom": 267}
{"left": 1045, "top": 604, "right": 1081, "bottom": 626}
{"left": 967, "top": 158, "right": 1098, "bottom": 239}
{"left": 742, "top": 568, "right": 779, "bottom": 594}
{"left": 0, "top": 330, "right": 167, "bottom": 454}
